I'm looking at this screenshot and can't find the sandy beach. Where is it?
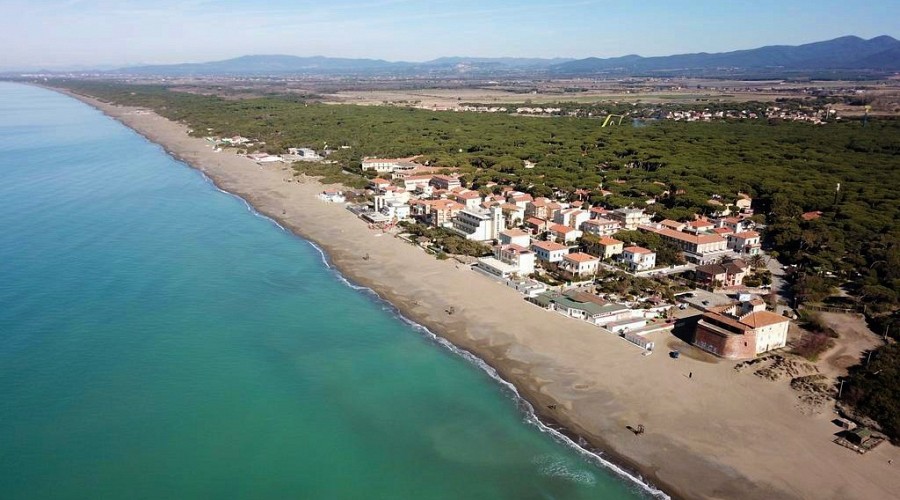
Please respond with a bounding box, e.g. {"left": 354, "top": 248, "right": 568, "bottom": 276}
{"left": 57, "top": 88, "right": 899, "bottom": 500}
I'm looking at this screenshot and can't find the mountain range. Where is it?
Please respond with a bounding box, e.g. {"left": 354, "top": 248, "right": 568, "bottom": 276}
{"left": 108, "top": 35, "right": 900, "bottom": 78}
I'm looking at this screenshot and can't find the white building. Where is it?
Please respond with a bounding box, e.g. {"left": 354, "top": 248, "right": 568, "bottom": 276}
{"left": 554, "top": 208, "right": 590, "bottom": 229}
{"left": 499, "top": 228, "right": 531, "bottom": 248}
{"left": 317, "top": 190, "right": 345, "bottom": 203}
{"left": 560, "top": 252, "right": 600, "bottom": 277}
{"left": 451, "top": 207, "right": 504, "bottom": 241}
{"left": 608, "top": 208, "right": 652, "bottom": 230}
{"left": 622, "top": 246, "right": 656, "bottom": 271}
{"left": 531, "top": 241, "right": 569, "bottom": 263}
{"left": 580, "top": 218, "right": 621, "bottom": 237}
{"left": 374, "top": 190, "right": 410, "bottom": 212}
{"left": 549, "top": 223, "right": 581, "bottom": 243}
{"left": 361, "top": 157, "right": 418, "bottom": 173}
{"left": 727, "top": 231, "right": 761, "bottom": 256}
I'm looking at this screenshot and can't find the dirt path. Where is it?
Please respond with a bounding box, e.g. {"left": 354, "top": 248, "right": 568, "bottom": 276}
{"left": 816, "top": 313, "right": 883, "bottom": 379}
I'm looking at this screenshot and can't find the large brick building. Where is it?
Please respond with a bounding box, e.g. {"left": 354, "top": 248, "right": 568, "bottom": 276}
{"left": 693, "top": 309, "right": 789, "bottom": 360}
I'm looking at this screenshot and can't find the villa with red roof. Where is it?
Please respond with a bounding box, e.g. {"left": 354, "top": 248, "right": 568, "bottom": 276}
{"left": 622, "top": 246, "right": 656, "bottom": 271}
{"left": 560, "top": 252, "right": 600, "bottom": 278}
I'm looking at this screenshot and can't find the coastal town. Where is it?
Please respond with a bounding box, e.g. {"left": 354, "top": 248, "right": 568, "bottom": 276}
{"left": 307, "top": 154, "right": 791, "bottom": 360}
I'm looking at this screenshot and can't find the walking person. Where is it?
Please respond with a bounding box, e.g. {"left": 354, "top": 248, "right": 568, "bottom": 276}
{"left": 689, "top": 372, "right": 693, "bottom": 379}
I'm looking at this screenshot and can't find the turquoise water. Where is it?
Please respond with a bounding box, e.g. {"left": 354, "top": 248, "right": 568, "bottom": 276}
{"left": 0, "top": 82, "right": 650, "bottom": 499}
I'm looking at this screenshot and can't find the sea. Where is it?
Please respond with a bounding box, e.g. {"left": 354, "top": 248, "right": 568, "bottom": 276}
{"left": 0, "top": 82, "right": 655, "bottom": 499}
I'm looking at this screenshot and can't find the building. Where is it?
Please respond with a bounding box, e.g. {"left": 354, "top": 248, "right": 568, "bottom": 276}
{"left": 685, "top": 219, "right": 715, "bottom": 234}
{"left": 727, "top": 231, "right": 761, "bottom": 256}
{"left": 412, "top": 199, "right": 465, "bottom": 227}
{"left": 526, "top": 198, "right": 552, "bottom": 219}
{"left": 622, "top": 246, "right": 656, "bottom": 271}
{"left": 554, "top": 208, "right": 590, "bottom": 229}
{"left": 499, "top": 228, "right": 531, "bottom": 248}
{"left": 588, "top": 206, "right": 609, "bottom": 219}
{"left": 451, "top": 207, "right": 504, "bottom": 241}
{"left": 715, "top": 216, "right": 746, "bottom": 234}
{"left": 454, "top": 190, "right": 483, "bottom": 209}
{"left": 596, "top": 237, "right": 624, "bottom": 259}
{"left": 640, "top": 225, "right": 730, "bottom": 264}
{"left": 430, "top": 175, "right": 462, "bottom": 190}
{"left": 399, "top": 175, "right": 433, "bottom": 191}
{"left": 476, "top": 244, "right": 535, "bottom": 278}
{"left": 317, "top": 190, "right": 345, "bottom": 203}
{"left": 560, "top": 252, "right": 600, "bottom": 278}
{"left": 549, "top": 223, "right": 581, "bottom": 243}
{"left": 361, "top": 157, "right": 418, "bottom": 173}
{"left": 693, "top": 309, "right": 789, "bottom": 360}
{"left": 581, "top": 218, "right": 621, "bottom": 237}
{"left": 660, "top": 219, "right": 686, "bottom": 231}
{"left": 694, "top": 260, "right": 748, "bottom": 287}
{"left": 531, "top": 240, "right": 569, "bottom": 263}
{"left": 369, "top": 178, "right": 391, "bottom": 192}
{"left": 530, "top": 290, "right": 633, "bottom": 325}
{"left": 608, "top": 208, "right": 652, "bottom": 230}
{"left": 507, "top": 192, "right": 534, "bottom": 208}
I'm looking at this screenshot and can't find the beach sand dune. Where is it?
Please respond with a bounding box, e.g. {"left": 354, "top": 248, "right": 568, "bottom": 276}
{"left": 63, "top": 90, "right": 899, "bottom": 500}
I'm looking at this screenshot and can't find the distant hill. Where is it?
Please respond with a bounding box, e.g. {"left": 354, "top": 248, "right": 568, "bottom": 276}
{"left": 551, "top": 36, "right": 900, "bottom": 76}
{"left": 113, "top": 56, "right": 573, "bottom": 77}
{"left": 108, "top": 35, "right": 899, "bottom": 78}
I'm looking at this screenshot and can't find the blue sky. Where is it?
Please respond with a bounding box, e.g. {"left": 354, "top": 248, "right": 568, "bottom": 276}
{"left": 1, "top": 0, "right": 897, "bottom": 69}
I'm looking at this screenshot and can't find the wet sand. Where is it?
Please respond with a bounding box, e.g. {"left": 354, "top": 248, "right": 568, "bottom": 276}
{"left": 57, "top": 88, "right": 900, "bottom": 500}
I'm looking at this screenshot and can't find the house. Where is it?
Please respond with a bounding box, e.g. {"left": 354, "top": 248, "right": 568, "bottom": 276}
{"left": 727, "top": 231, "right": 761, "bottom": 256}
{"left": 588, "top": 206, "right": 609, "bottom": 219}
{"left": 380, "top": 202, "right": 410, "bottom": 220}
{"left": 622, "top": 246, "right": 656, "bottom": 271}
{"left": 451, "top": 207, "right": 504, "bottom": 241}
{"left": 369, "top": 178, "right": 392, "bottom": 192}
{"left": 560, "top": 252, "right": 600, "bottom": 278}
{"left": 660, "top": 219, "right": 686, "bottom": 232}
{"left": 526, "top": 198, "right": 552, "bottom": 219}
{"left": 374, "top": 189, "right": 410, "bottom": 213}
{"left": 507, "top": 192, "right": 534, "bottom": 208}
{"left": 499, "top": 228, "right": 531, "bottom": 248}
{"left": 524, "top": 217, "right": 550, "bottom": 234}
{"left": 412, "top": 199, "right": 465, "bottom": 227}
{"left": 549, "top": 223, "right": 581, "bottom": 243}
{"left": 639, "top": 225, "right": 730, "bottom": 264}
{"left": 715, "top": 216, "right": 746, "bottom": 233}
{"left": 694, "top": 260, "right": 748, "bottom": 287}
{"left": 693, "top": 310, "right": 789, "bottom": 359}
{"left": 317, "top": 190, "right": 345, "bottom": 203}
{"left": 608, "top": 208, "right": 652, "bottom": 230}
{"left": 531, "top": 290, "right": 634, "bottom": 325}
{"left": 801, "top": 211, "right": 823, "bottom": 221}
{"left": 454, "top": 190, "right": 483, "bottom": 209}
{"left": 596, "top": 237, "right": 624, "bottom": 259}
{"left": 531, "top": 241, "right": 569, "bottom": 263}
{"left": 580, "top": 217, "right": 621, "bottom": 237}
{"left": 685, "top": 219, "right": 715, "bottom": 234}
{"left": 476, "top": 244, "right": 535, "bottom": 278}
{"left": 496, "top": 244, "right": 535, "bottom": 276}
{"left": 554, "top": 208, "right": 590, "bottom": 229}
{"left": 500, "top": 203, "right": 526, "bottom": 227}
{"left": 400, "top": 175, "right": 434, "bottom": 191}
{"left": 430, "top": 175, "right": 462, "bottom": 190}
{"left": 361, "top": 157, "right": 419, "bottom": 173}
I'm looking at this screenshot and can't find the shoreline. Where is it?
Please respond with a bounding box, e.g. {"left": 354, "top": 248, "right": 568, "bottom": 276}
{"left": 49, "top": 85, "right": 900, "bottom": 500}
{"left": 145, "top": 112, "right": 671, "bottom": 499}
